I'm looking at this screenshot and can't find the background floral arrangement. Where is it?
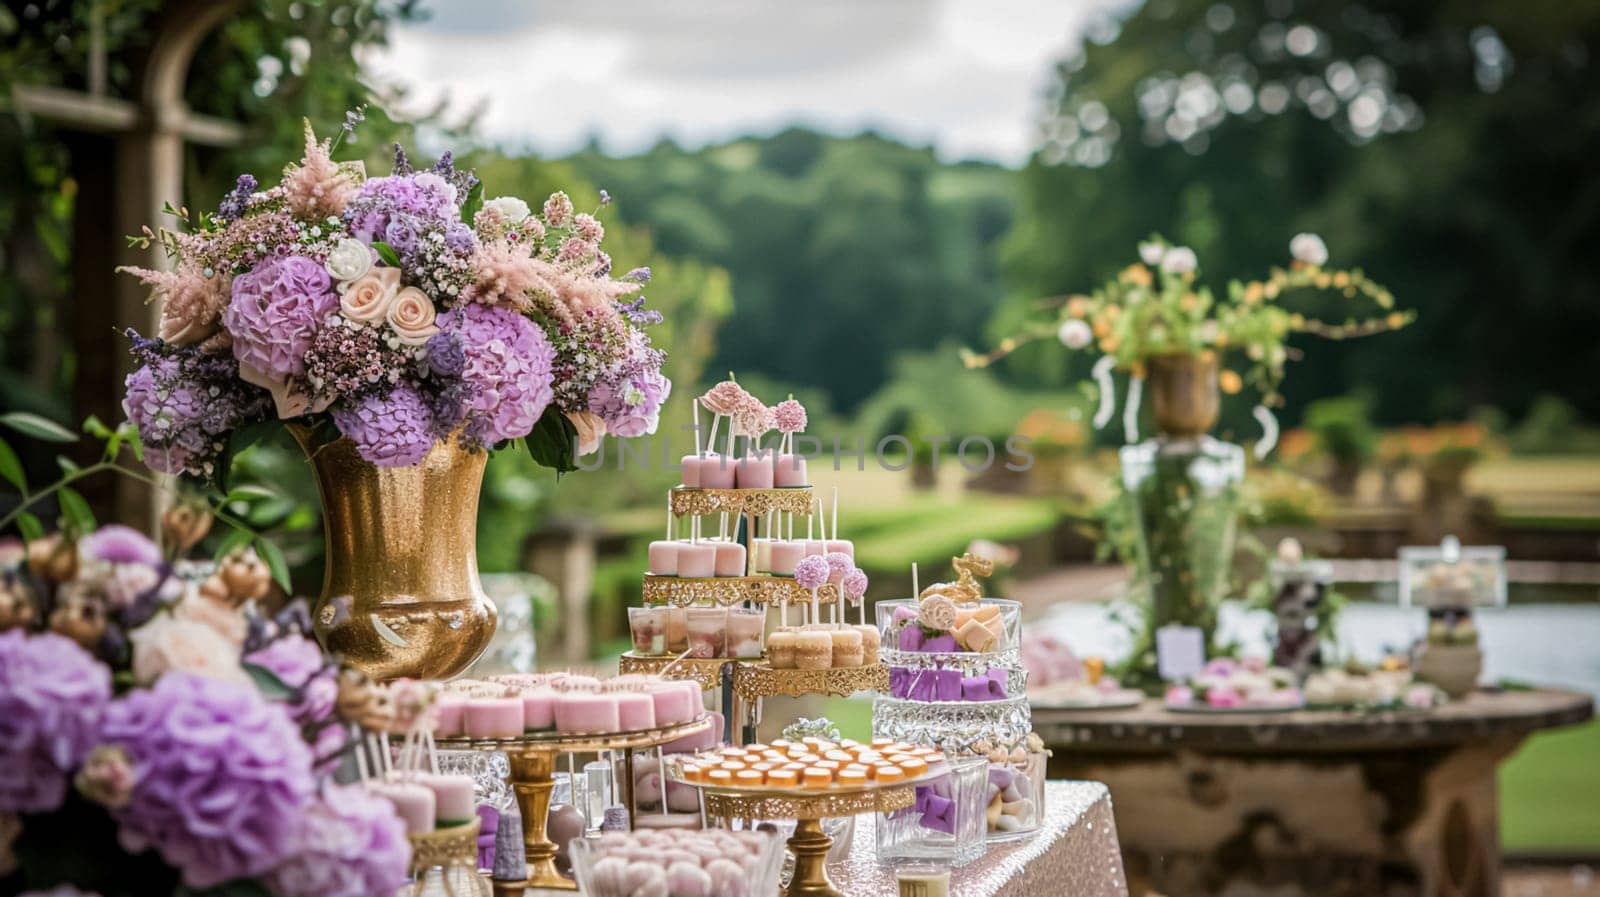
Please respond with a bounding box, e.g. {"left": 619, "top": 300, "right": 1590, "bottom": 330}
{"left": 964, "top": 233, "right": 1412, "bottom": 419}
{"left": 0, "top": 522, "right": 412, "bottom": 897}
{"left": 122, "top": 118, "right": 668, "bottom": 482}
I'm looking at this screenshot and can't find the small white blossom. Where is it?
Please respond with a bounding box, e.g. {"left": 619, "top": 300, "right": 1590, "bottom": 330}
{"left": 1290, "top": 232, "right": 1328, "bottom": 266}
{"left": 1138, "top": 241, "right": 1165, "bottom": 266}
{"left": 1057, "top": 319, "right": 1093, "bottom": 350}
{"left": 484, "top": 196, "right": 532, "bottom": 222}
{"left": 324, "top": 237, "right": 373, "bottom": 282}
{"left": 1161, "top": 246, "right": 1198, "bottom": 275}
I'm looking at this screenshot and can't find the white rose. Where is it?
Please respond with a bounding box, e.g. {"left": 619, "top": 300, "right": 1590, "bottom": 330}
{"left": 1290, "top": 232, "right": 1329, "bottom": 266}
{"left": 1160, "top": 246, "right": 1198, "bottom": 275}
{"left": 130, "top": 615, "right": 248, "bottom": 686}
{"left": 325, "top": 237, "right": 374, "bottom": 282}
{"left": 1138, "top": 241, "right": 1165, "bottom": 266}
{"left": 484, "top": 196, "right": 531, "bottom": 223}
{"left": 1057, "top": 319, "right": 1093, "bottom": 350}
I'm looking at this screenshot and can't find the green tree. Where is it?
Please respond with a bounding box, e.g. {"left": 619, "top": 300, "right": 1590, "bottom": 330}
{"left": 1002, "top": 0, "right": 1600, "bottom": 426}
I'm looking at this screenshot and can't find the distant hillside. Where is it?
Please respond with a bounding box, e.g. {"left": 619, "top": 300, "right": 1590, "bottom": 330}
{"left": 566, "top": 127, "right": 1017, "bottom": 409}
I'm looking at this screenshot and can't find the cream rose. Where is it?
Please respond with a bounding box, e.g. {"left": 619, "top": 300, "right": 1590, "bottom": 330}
{"left": 325, "top": 237, "right": 374, "bottom": 282}
{"left": 340, "top": 267, "right": 402, "bottom": 324}
{"left": 566, "top": 410, "right": 607, "bottom": 456}
{"left": 173, "top": 593, "right": 248, "bottom": 646}
{"left": 130, "top": 615, "right": 248, "bottom": 686}
{"left": 386, "top": 287, "right": 439, "bottom": 346}
{"left": 484, "top": 196, "right": 531, "bottom": 222}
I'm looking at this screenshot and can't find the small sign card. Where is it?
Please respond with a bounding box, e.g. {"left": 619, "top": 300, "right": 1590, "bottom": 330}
{"left": 1156, "top": 625, "right": 1206, "bottom": 681}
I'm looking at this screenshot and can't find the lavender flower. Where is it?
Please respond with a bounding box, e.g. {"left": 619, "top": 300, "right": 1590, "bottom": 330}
{"left": 216, "top": 173, "right": 258, "bottom": 223}
{"left": 264, "top": 785, "right": 411, "bottom": 897}
{"left": 615, "top": 295, "right": 663, "bottom": 326}
{"left": 79, "top": 525, "right": 162, "bottom": 567}
{"left": 0, "top": 631, "right": 113, "bottom": 813}
{"left": 103, "top": 672, "right": 315, "bottom": 889}
{"left": 341, "top": 106, "right": 366, "bottom": 135}
{"left": 246, "top": 634, "right": 337, "bottom": 729}
{"left": 225, "top": 254, "right": 339, "bottom": 385}
{"left": 589, "top": 366, "right": 671, "bottom": 438}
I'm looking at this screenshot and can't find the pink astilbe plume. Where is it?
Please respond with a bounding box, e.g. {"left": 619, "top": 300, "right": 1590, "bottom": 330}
{"left": 282, "top": 124, "right": 358, "bottom": 220}
{"left": 526, "top": 258, "right": 637, "bottom": 331}
{"left": 459, "top": 240, "right": 544, "bottom": 312}
{"left": 121, "top": 260, "right": 232, "bottom": 349}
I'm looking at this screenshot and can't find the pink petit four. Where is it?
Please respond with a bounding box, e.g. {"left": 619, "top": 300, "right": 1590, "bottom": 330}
{"left": 464, "top": 696, "right": 524, "bottom": 739}
{"left": 676, "top": 543, "right": 717, "bottom": 578}
{"left": 615, "top": 691, "right": 657, "bottom": 731}
{"left": 713, "top": 542, "right": 747, "bottom": 577}
{"left": 521, "top": 687, "right": 556, "bottom": 730}
{"left": 420, "top": 772, "right": 477, "bottom": 825}
{"left": 373, "top": 781, "right": 436, "bottom": 835}
{"left": 824, "top": 540, "right": 854, "bottom": 559}
{"left": 774, "top": 453, "right": 808, "bottom": 487}
{"left": 651, "top": 680, "right": 702, "bottom": 726}
{"left": 769, "top": 540, "right": 806, "bottom": 576}
{"left": 554, "top": 692, "right": 620, "bottom": 734}
{"left": 433, "top": 695, "right": 466, "bottom": 738}
{"left": 735, "top": 453, "right": 775, "bottom": 489}
{"left": 679, "top": 454, "right": 703, "bottom": 488}
{"left": 647, "top": 541, "right": 680, "bottom": 575}
{"left": 698, "top": 453, "right": 736, "bottom": 489}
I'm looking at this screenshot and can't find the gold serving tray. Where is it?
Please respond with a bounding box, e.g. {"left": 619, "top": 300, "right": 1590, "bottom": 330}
{"left": 732, "top": 661, "right": 889, "bottom": 701}
{"left": 642, "top": 574, "right": 840, "bottom": 606}
{"left": 669, "top": 486, "right": 815, "bottom": 518}
{"left": 616, "top": 652, "right": 744, "bottom": 690}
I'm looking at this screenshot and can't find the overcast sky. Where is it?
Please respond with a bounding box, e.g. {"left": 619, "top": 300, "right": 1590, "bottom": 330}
{"left": 367, "top": 0, "right": 1120, "bottom": 167}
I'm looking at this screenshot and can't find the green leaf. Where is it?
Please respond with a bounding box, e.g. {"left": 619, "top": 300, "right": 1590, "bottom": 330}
{"left": 224, "top": 484, "right": 279, "bottom": 504}
{"left": 213, "top": 526, "right": 254, "bottom": 562}
{"left": 255, "top": 536, "right": 292, "bottom": 593}
{"left": 82, "top": 414, "right": 112, "bottom": 438}
{"left": 0, "top": 436, "right": 24, "bottom": 492}
{"left": 460, "top": 179, "right": 485, "bottom": 225}
{"left": 524, "top": 406, "right": 579, "bottom": 475}
{"left": 213, "top": 419, "right": 278, "bottom": 494}
{"left": 0, "top": 412, "right": 78, "bottom": 443}
{"left": 57, "top": 486, "right": 96, "bottom": 534}
{"left": 372, "top": 240, "right": 402, "bottom": 268}
{"left": 56, "top": 455, "right": 81, "bottom": 475}
{"left": 15, "top": 510, "right": 44, "bottom": 542}
{"left": 241, "top": 662, "right": 293, "bottom": 701}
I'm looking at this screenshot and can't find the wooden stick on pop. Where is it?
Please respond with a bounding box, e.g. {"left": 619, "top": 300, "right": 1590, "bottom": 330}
{"left": 832, "top": 486, "right": 839, "bottom": 543}
{"left": 912, "top": 562, "right": 920, "bottom": 600}
{"left": 694, "top": 398, "right": 702, "bottom": 456}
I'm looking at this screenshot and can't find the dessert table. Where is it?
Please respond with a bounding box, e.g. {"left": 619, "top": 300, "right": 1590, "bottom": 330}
{"left": 830, "top": 781, "right": 1127, "bottom": 897}
{"left": 1035, "top": 688, "right": 1593, "bottom": 897}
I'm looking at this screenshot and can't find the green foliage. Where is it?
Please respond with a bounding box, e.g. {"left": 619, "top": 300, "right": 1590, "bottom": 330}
{"left": 1004, "top": 0, "right": 1600, "bottom": 427}
{"left": 565, "top": 128, "right": 1017, "bottom": 410}
{"left": 1303, "top": 396, "right": 1378, "bottom": 465}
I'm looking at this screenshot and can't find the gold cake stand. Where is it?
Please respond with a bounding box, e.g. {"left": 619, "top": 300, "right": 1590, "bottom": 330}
{"left": 669, "top": 485, "right": 815, "bottom": 518}
{"left": 439, "top": 716, "right": 713, "bottom": 893}
{"left": 733, "top": 661, "right": 889, "bottom": 701}
{"left": 406, "top": 817, "right": 486, "bottom": 895}
{"left": 616, "top": 651, "right": 744, "bottom": 691}
{"left": 642, "top": 574, "right": 840, "bottom": 607}
{"left": 673, "top": 774, "right": 919, "bottom": 897}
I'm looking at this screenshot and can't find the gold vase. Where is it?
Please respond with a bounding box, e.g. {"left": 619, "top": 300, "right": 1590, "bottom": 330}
{"left": 291, "top": 426, "right": 497, "bottom": 681}
{"left": 1146, "top": 351, "right": 1220, "bottom": 437}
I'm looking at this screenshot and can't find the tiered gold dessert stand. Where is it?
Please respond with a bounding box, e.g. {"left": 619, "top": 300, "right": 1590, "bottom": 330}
{"left": 439, "top": 716, "right": 713, "bottom": 893}
{"left": 671, "top": 774, "right": 923, "bottom": 897}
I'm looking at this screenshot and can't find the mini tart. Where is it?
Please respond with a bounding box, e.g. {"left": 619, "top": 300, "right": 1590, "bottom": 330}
{"left": 802, "top": 767, "right": 833, "bottom": 789}
{"left": 870, "top": 737, "right": 896, "bottom": 749}
{"left": 813, "top": 760, "right": 841, "bottom": 773}
{"left": 837, "top": 768, "right": 868, "bottom": 787}
{"left": 751, "top": 761, "right": 780, "bottom": 772}
{"left": 766, "top": 768, "right": 799, "bottom": 788}
{"left": 874, "top": 765, "right": 905, "bottom": 784}
{"left": 735, "top": 770, "right": 765, "bottom": 787}
{"left": 824, "top": 750, "right": 854, "bottom": 763}
{"left": 896, "top": 757, "right": 929, "bottom": 778}
{"left": 839, "top": 738, "right": 861, "bottom": 749}
{"left": 746, "top": 743, "right": 770, "bottom": 753}
{"left": 707, "top": 769, "right": 734, "bottom": 785}
{"left": 681, "top": 763, "right": 707, "bottom": 783}
{"left": 717, "top": 761, "right": 747, "bottom": 773}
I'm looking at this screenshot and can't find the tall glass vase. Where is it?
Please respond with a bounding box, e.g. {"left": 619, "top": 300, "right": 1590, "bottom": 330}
{"left": 290, "top": 426, "right": 498, "bottom": 681}
{"left": 1118, "top": 353, "right": 1243, "bottom": 657}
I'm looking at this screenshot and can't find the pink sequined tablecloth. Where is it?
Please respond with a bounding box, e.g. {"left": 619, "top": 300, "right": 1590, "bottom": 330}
{"left": 831, "top": 780, "right": 1128, "bottom": 897}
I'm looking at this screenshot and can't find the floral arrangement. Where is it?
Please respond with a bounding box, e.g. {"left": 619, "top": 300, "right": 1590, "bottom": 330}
{"left": 965, "top": 233, "right": 1411, "bottom": 442}
{"left": 1163, "top": 657, "right": 1305, "bottom": 710}
{"left": 121, "top": 119, "right": 667, "bottom": 482}
{"left": 0, "top": 523, "right": 414, "bottom": 897}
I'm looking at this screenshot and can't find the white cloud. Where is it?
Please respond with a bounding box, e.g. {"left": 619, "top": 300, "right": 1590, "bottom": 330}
{"left": 367, "top": 0, "right": 1114, "bottom": 166}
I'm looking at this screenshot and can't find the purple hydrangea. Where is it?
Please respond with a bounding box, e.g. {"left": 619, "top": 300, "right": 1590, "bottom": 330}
{"left": 245, "top": 634, "right": 336, "bottom": 728}
{"left": 589, "top": 366, "right": 670, "bottom": 438}
{"left": 79, "top": 524, "right": 162, "bottom": 567}
{"left": 225, "top": 255, "right": 339, "bottom": 383}
{"left": 331, "top": 383, "right": 437, "bottom": 467}
{"left": 432, "top": 303, "right": 555, "bottom": 446}
{"left": 102, "top": 672, "right": 315, "bottom": 889}
{"left": 263, "top": 784, "right": 412, "bottom": 897}
{"left": 122, "top": 356, "right": 211, "bottom": 474}
{"left": 0, "top": 631, "right": 113, "bottom": 814}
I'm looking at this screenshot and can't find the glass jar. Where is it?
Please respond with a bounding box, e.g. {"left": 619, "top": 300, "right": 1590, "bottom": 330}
{"left": 875, "top": 756, "right": 989, "bottom": 867}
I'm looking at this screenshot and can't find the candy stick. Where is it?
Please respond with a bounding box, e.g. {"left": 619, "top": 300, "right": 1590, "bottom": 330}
{"left": 781, "top": 597, "right": 789, "bottom": 629}
{"left": 912, "top": 562, "right": 920, "bottom": 599}
{"left": 657, "top": 647, "right": 696, "bottom": 680}
{"left": 707, "top": 412, "right": 720, "bottom": 457}
{"left": 811, "top": 586, "right": 820, "bottom": 627}
{"left": 807, "top": 509, "right": 814, "bottom": 541}
{"left": 665, "top": 496, "right": 672, "bottom": 542}
{"left": 831, "top": 486, "right": 839, "bottom": 542}
{"left": 694, "top": 398, "right": 703, "bottom": 455}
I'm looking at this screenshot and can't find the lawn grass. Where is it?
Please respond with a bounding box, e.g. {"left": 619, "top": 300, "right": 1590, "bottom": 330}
{"left": 1499, "top": 719, "right": 1600, "bottom": 852}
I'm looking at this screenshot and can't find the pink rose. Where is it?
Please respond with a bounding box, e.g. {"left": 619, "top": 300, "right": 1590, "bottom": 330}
{"left": 130, "top": 616, "right": 247, "bottom": 686}
{"left": 386, "top": 287, "right": 439, "bottom": 346}
{"left": 173, "top": 593, "right": 248, "bottom": 646}
{"left": 340, "top": 267, "right": 402, "bottom": 324}
{"left": 75, "top": 745, "right": 136, "bottom": 809}
{"left": 1165, "top": 685, "right": 1194, "bottom": 707}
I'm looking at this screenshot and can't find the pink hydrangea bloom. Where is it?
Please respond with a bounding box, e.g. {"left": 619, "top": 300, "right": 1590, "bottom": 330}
{"left": 824, "top": 552, "right": 854, "bottom": 585}
{"left": 700, "top": 379, "right": 751, "bottom": 416}
{"left": 793, "top": 555, "right": 830, "bottom": 590}
{"left": 842, "top": 568, "right": 869, "bottom": 602}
